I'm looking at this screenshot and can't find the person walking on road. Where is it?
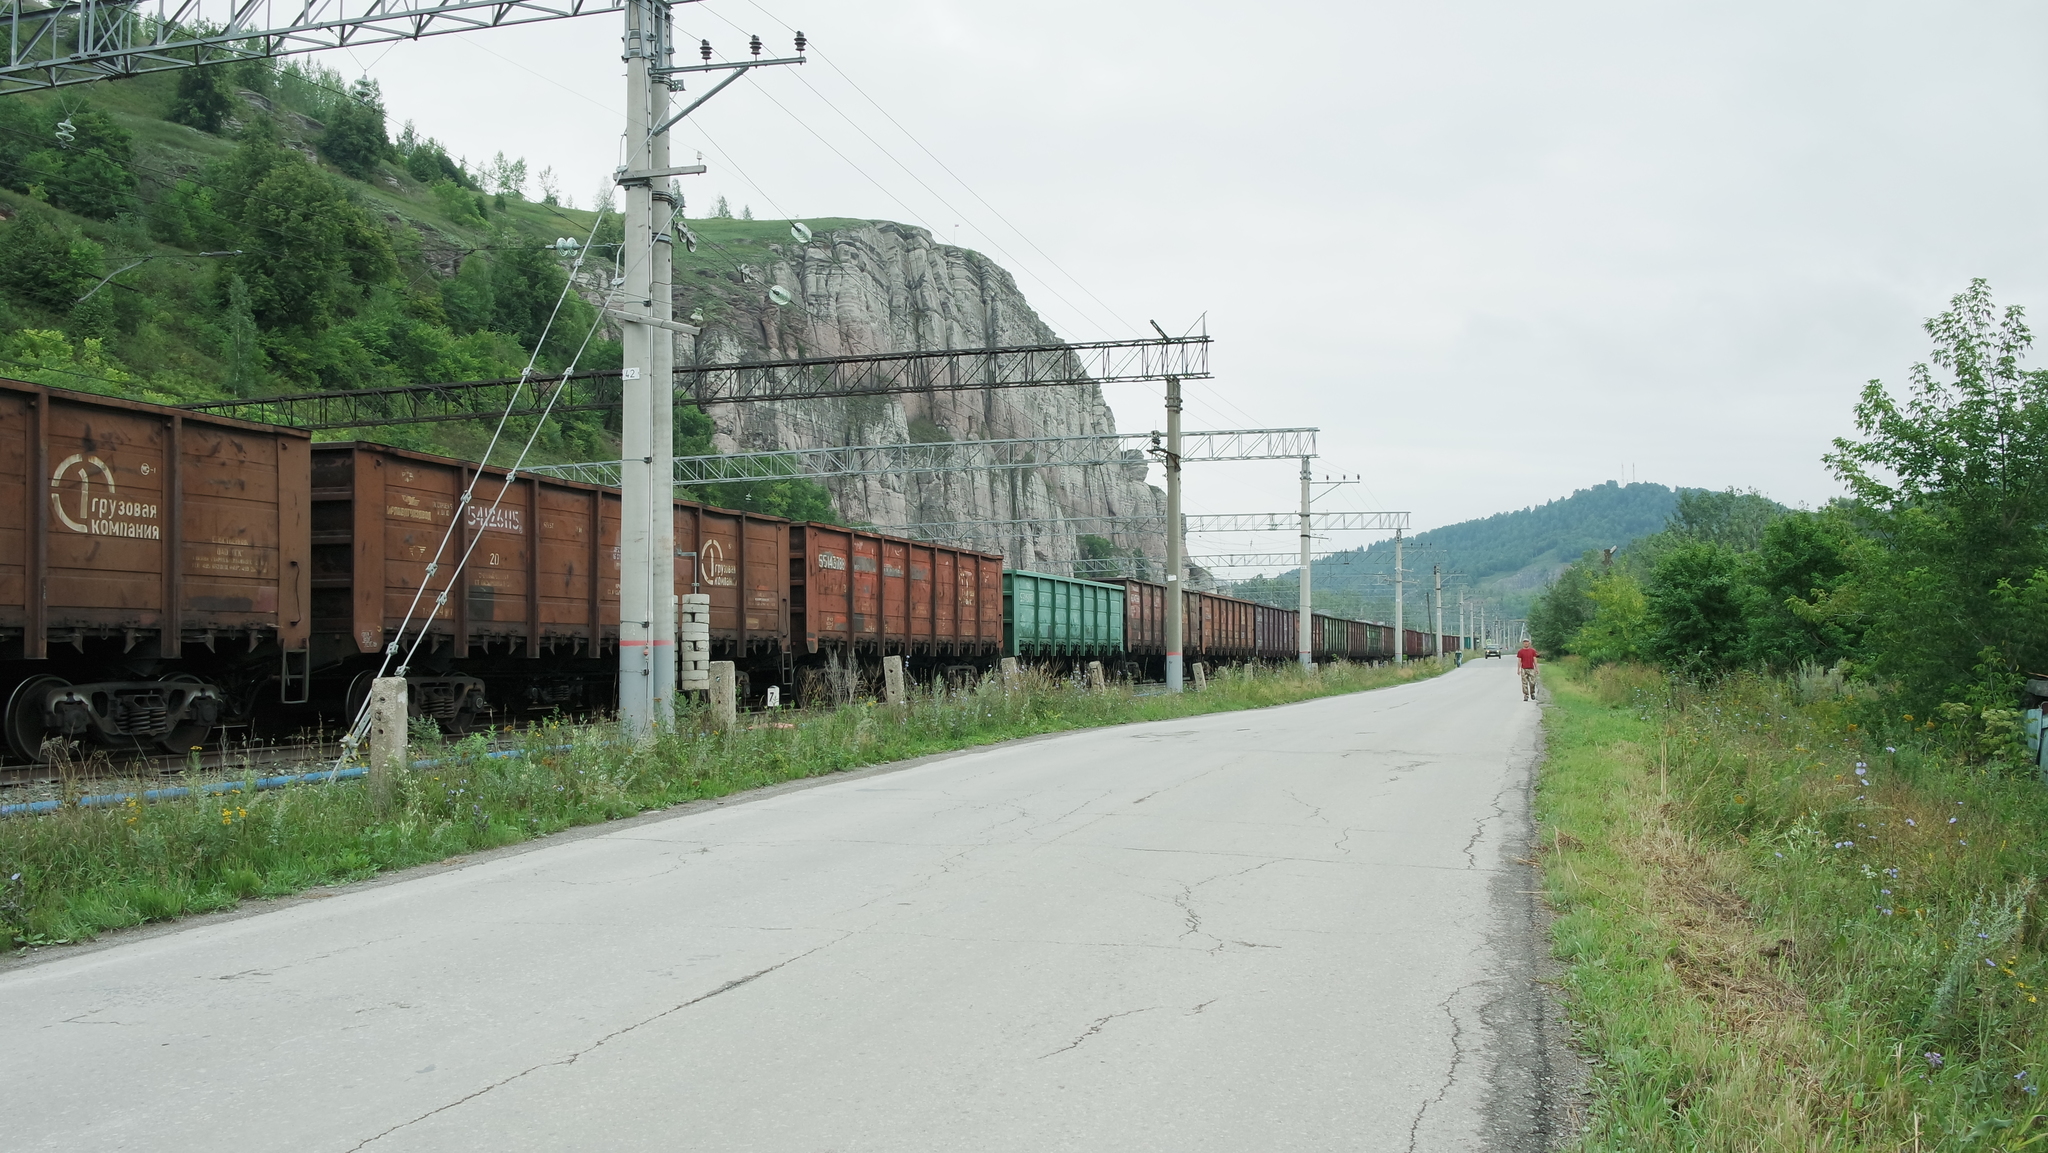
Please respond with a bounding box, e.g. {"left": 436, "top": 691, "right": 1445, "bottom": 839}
{"left": 1517, "top": 642, "right": 1539, "bottom": 701}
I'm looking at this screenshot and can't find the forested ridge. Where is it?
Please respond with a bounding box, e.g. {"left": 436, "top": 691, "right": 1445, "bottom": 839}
{"left": 0, "top": 60, "right": 833, "bottom": 518}
{"left": 1229, "top": 480, "right": 1683, "bottom": 622}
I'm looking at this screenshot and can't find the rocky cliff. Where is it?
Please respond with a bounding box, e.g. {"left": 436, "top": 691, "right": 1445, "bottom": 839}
{"left": 604, "top": 218, "right": 1166, "bottom": 573}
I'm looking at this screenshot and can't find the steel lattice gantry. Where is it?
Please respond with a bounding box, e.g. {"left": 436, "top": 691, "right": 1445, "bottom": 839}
{"left": 903, "top": 510, "right": 1412, "bottom": 539}
{"left": 521, "top": 426, "right": 1316, "bottom": 488}
{"left": 176, "top": 336, "right": 1213, "bottom": 431}
{"left": 1070, "top": 552, "right": 1366, "bottom": 572}
{"left": 0, "top": 0, "right": 631, "bottom": 92}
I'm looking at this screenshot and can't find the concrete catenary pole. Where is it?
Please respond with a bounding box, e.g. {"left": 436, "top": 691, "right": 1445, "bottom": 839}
{"left": 1297, "top": 455, "right": 1312, "bottom": 669}
{"left": 1164, "top": 375, "right": 1184, "bottom": 693}
{"left": 647, "top": 18, "right": 678, "bottom": 725}
{"left": 617, "top": 0, "right": 660, "bottom": 737}
{"left": 1433, "top": 564, "right": 1445, "bottom": 659}
{"left": 1392, "top": 529, "right": 1404, "bottom": 664}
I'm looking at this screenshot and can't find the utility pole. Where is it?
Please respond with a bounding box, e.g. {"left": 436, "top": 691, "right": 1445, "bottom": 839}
{"left": 647, "top": 5, "right": 679, "bottom": 727}
{"left": 616, "top": 0, "right": 665, "bottom": 738}
{"left": 615, "top": 14, "right": 800, "bottom": 737}
{"left": 1163, "top": 371, "right": 1184, "bottom": 693}
{"left": 1297, "top": 456, "right": 1312, "bottom": 668}
{"left": 1433, "top": 564, "right": 1445, "bottom": 660}
{"left": 1392, "top": 529, "right": 1405, "bottom": 664}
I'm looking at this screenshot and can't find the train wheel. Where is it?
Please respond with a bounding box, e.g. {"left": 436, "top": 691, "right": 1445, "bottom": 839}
{"left": 5, "top": 675, "right": 69, "bottom": 763}
{"left": 158, "top": 673, "right": 216, "bottom": 755}
{"left": 443, "top": 703, "right": 480, "bottom": 737}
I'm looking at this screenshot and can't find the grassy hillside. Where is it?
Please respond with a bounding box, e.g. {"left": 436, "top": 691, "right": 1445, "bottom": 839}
{"left": 0, "top": 60, "right": 836, "bottom": 516}
{"left": 1229, "top": 480, "right": 1683, "bottom": 623}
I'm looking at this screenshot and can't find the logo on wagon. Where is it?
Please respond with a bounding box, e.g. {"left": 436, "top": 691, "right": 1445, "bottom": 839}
{"left": 50, "top": 454, "right": 160, "bottom": 539}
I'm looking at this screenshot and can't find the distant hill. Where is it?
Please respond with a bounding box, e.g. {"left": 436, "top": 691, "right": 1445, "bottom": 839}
{"left": 1227, "top": 481, "right": 1681, "bottom": 623}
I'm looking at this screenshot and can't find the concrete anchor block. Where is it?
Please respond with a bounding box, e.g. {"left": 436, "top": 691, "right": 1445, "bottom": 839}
{"left": 1192, "top": 662, "right": 1207, "bottom": 691}
{"left": 709, "top": 661, "right": 737, "bottom": 731}
{"left": 367, "top": 676, "right": 407, "bottom": 817}
{"left": 1087, "top": 660, "right": 1105, "bottom": 690}
{"left": 883, "top": 655, "right": 906, "bottom": 706}
{"left": 680, "top": 594, "right": 712, "bottom": 692}
{"left": 999, "top": 657, "right": 1020, "bottom": 694}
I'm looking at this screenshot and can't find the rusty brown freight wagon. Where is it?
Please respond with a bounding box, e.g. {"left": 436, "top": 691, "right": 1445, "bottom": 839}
{"left": 1121, "top": 580, "right": 1271, "bottom": 673}
{"left": 308, "top": 443, "right": 789, "bottom": 725}
{"left": 0, "top": 379, "right": 311, "bottom": 760}
{"left": 1254, "top": 602, "right": 1296, "bottom": 662}
{"left": 788, "top": 523, "right": 1003, "bottom": 666}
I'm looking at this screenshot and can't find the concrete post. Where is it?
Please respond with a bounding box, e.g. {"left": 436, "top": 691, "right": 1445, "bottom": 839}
{"left": 1393, "top": 529, "right": 1405, "bottom": 664}
{"left": 1298, "top": 456, "right": 1312, "bottom": 668}
{"left": 883, "top": 655, "right": 906, "bottom": 705}
{"left": 367, "top": 676, "right": 407, "bottom": 817}
{"left": 616, "top": 0, "right": 657, "bottom": 738}
{"left": 1000, "top": 657, "right": 1020, "bottom": 693}
{"left": 1087, "top": 660, "right": 1105, "bottom": 690}
{"left": 1191, "top": 662, "right": 1207, "bottom": 691}
{"left": 1433, "top": 564, "right": 1445, "bottom": 661}
{"left": 709, "top": 661, "right": 737, "bottom": 732}
{"left": 1163, "top": 375, "right": 1183, "bottom": 694}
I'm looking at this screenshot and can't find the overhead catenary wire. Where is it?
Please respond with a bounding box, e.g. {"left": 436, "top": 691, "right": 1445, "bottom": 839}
{"left": 336, "top": 196, "right": 624, "bottom": 762}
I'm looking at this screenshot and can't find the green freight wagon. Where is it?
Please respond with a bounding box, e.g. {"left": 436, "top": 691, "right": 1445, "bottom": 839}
{"left": 1002, "top": 571, "right": 1126, "bottom": 659}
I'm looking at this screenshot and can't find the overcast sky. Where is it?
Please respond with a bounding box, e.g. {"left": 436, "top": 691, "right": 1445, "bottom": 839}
{"left": 354, "top": 0, "right": 2048, "bottom": 547}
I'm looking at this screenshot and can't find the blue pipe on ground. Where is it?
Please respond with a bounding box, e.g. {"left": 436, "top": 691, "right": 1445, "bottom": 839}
{"left": 0, "top": 744, "right": 576, "bottom": 818}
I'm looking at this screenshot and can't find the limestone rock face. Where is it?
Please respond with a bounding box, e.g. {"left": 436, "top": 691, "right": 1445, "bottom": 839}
{"left": 670, "top": 220, "right": 1165, "bottom": 573}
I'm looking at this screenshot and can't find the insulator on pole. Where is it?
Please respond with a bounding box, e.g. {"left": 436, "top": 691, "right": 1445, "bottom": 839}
{"left": 700, "top": 38, "right": 712, "bottom": 61}
{"left": 750, "top": 34, "right": 762, "bottom": 56}
{"left": 795, "top": 31, "right": 806, "bottom": 52}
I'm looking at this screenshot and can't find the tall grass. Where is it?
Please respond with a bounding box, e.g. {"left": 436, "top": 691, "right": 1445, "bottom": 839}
{"left": 1542, "top": 658, "right": 2048, "bottom": 1150}
{"left": 1, "top": 660, "right": 1444, "bottom": 950}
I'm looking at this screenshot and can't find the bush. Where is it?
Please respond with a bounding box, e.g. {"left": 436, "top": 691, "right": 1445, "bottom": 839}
{"left": 0, "top": 211, "right": 102, "bottom": 310}
{"left": 318, "top": 79, "right": 389, "bottom": 180}
{"left": 169, "top": 64, "right": 236, "bottom": 134}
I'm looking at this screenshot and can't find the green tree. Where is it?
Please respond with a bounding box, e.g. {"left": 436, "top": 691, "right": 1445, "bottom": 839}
{"left": 0, "top": 97, "right": 42, "bottom": 193}
{"left": 1644, "top": 541, "right": 1751, "bottom": 674}
{"left": 1825, "top": 280, "right": 2048, "bottom": 710}
{"left": 1529, "top": 558, "right": 1597, "bottom": 653}
{"left": 1572, "top": 569, "right": 1649, "bottom": 665}
{"left": 67, "top": 292, "right": 115, "bottom": 342}
{"left": 28, "top": 107, "right": 137, "bottom": 220}
{"left": 319, "top": 78, "right": 389, "bottom": 180}
{"left": 0, "top": 211, "right": 102, "bottom": 310}
{"left": 220, "top": 274, "right": 267, "bottom": 393}
{"left": 1667, "top": 487, "right": 1783, "bottom": 550}
{"left": 155, "top": 176, "right": 231, "bottom": 249}
{"left": 169, "top": 64, "right": 237, "bottom": 134}
{"left": 229, "top": 154, "right": 396, "bottom": 330}
{"left": 1743, "top": 510, "right": 1860, "bottom": 670}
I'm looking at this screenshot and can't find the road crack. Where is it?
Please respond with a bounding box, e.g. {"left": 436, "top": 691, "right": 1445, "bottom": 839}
{"left": 344, "top": 936, "right": 845, "bottom": 1149}
{"left": 1038, "top": 1007, "right": 1157, "bottom": 1058}
{"left": 1461, "top": 777, "right": 1513, "bottom": 870}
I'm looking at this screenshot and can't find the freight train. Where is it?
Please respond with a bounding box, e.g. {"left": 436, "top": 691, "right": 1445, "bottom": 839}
{"left": 0, "top": 379, "right": 1456, "bottom": 761}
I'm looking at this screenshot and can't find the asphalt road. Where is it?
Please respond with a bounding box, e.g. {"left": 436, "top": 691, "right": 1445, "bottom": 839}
{"left": 2, "top": 659, "right": 1564, "bottom": 1152}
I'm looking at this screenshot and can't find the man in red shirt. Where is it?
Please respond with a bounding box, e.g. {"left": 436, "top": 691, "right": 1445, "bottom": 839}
{"left": 1517, "top": 642, "right": 1539, "bottom": 701}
